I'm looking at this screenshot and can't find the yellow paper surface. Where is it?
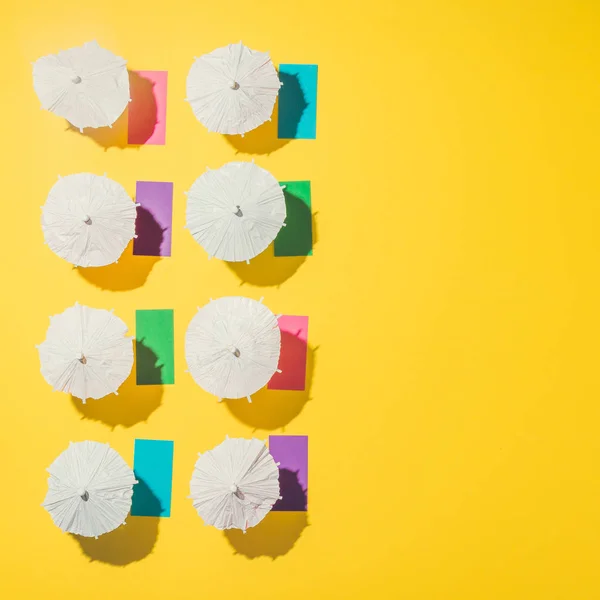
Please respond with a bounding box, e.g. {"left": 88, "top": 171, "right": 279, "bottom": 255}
{"left": 2, "top": 1, "right": 600, "bottom": 598}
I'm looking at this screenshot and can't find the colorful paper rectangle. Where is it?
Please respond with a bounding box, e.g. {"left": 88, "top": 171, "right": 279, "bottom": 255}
{"left": 275, "top": 181, "right": 313, "bottom": 256}
{"left": 128, "top": 70, "right": 168, "bottom": 145}
{"left": 131, "top": 439, "right": 174, "bottom": 517}
{"left": 135, "top": 309, "right": 174, "bottom": 385}
{"left": 278, "top": 64, "right": 318, "bottom": 139}
{"left": 133, "top": 181, "right": 173, "bottom": 257}
{"left": 268, "top": 316, "right": 309, "bottom": 391}
{"left": 269, "top": 435, "right": 308, "bottom": 511}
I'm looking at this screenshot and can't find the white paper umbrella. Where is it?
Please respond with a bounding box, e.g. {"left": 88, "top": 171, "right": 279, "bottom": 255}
{"left": 186, "top": 42, "right": 281, "bottom": 135}
{"left": 37, "top": 303, "right": 134, "bottom": 403}
{"left": 42, "top": 441, "right": 137, "bottom": 538}
{"left": 33, "top": 40, "right": 130, "bottom": 131}
{"left": 185, "top": 161, "right": 286, "bottom": 263}
{"left": 42, "top": 172, "right": 138, "bottom": 267}
{"left": 190, "top": 437, "right": 280, "bottom": 532}
{"left": 185, "top": 296, "right": 281, "bottom": 401}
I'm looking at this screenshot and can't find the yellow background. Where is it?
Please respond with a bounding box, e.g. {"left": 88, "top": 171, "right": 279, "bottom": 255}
{"left": 2, "top": 1, "right": 600, "bottom": 598}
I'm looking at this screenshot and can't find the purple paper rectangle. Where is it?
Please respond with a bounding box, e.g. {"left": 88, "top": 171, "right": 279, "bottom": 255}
{"left": 133, "top": 181, "right": 173, "bottom": 257}
{"left": 269, "top": 435, "right": 308, "bottom": 511}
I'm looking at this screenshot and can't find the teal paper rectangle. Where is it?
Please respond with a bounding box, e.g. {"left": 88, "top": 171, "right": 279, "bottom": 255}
{"left": 131, "top": 439, "right": 174, "bottom": 517}
{"left": 278, "top": 64, "right": 318, "bottom": 139}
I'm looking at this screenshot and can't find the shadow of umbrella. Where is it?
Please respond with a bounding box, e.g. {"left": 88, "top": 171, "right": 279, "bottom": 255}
{"left": 223, "top": 71, "right": 307, "bottom": 156}
{"left": 225, "top": 338, "right": 317, "bottom": 431}
{"left": 73, "top": 478, "right": 161, "bottom": 565}
{"left": 273, "top": 468, "right": 308, "bottom": 512}
{"left": 226, "top": 196, "right": 317, "bottom": 288}
{"left": 77, "top": 206, "right": 163, "bottom": 292}
{"left": 70, "top": 339, "right": 163, "bottom": 429}
{"left": 224, "top": 511, "right": 309, "bottom": 559}
{"left": 66, "top": 71, "right": 158, "bottom": 150}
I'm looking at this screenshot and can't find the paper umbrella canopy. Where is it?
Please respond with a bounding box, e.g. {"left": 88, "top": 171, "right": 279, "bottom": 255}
{"left": 185, "top": 296, "right": 281, "bottom": 401}
{"left": 37, "top": 303, "right": 134, "bottom": 403}
{"left": 33, "top": 40, "right": 130, "bottom": 131}
{"left": 186, "top": 42, "right": 281, "bottom": 135}
{"left": 190, "top": 437, "right": 280, "bottom": 532}
{"left": 185, "top": 161, "right": 286, "bottom": 263}
{"left": 42, "top": 441, "right": 137, "bottom": 538}
{"left": 42, "top": 172, "right": 138, "bottom": 267}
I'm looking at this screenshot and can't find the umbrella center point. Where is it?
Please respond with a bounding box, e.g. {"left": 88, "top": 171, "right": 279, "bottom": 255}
{"left": 83, "top": 215, "right": 92, "bottom": 225}
{"left": 71, "top": 75, "right": 82, "bottom": 84}
{"left": 230, "top": 81, "right": 240, "bottom": 90}
{"left": 78, "top": 355, "right": 87, "bottom": 365}
{"left": 232, "top": 206, "right": 243, "bottom": 217}
{"left": 229, "top": 484, "right": 238, "bottom": 493}
{"left": 229, "top": 346, "right": 241, "bottom": 358}
{"left": 77, "top": 488, "right": 89, "bottom": 501}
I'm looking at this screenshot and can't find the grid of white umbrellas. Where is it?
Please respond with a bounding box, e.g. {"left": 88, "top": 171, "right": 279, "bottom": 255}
{"left": 34, "top": 40, "right": 299, "bottom": 537}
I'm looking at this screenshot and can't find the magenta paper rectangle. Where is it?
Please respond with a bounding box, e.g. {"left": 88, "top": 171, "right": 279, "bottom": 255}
{"left": 128, "top": 70, "right": 168, "bottom": 145}
{"left": 133, "top": 181, "right": 173, "bottom": 257}
{"left": 268, "top": 315, "right": 309, "bottom": 391}
{"left": 269, "top": 435, "right": 308, "bottom": 511}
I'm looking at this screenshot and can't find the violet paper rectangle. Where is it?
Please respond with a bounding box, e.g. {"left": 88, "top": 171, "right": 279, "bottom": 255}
{"left": 269, "top": 435, "right": 308, "bottom": 511}
{"left": 133, "top": 181, "right": 173, "bottom": 257}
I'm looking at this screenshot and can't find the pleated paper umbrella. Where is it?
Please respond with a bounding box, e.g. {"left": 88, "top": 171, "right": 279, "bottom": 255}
{"left": 186, "top": 41, "right": 281, "bottom": 135}
{"left": 185, "top": 296, "right": 281, "bottom": 402}
{"left": 37, "top": 303, "right": 134, "bottom": 403}
{"left": 42, "top": 441, "right": 137, "bottom": 538}
{"left": 32, "top": 40, "right": 130, "bottom": 132}
{"left": 190, "top": 436, "right": 280, "bottom": 532}
{"left": 42, "top": 172, "right": 138, "bottom": 267}
{"left": 185, "top": 161, "right": 286, "bottom": 263}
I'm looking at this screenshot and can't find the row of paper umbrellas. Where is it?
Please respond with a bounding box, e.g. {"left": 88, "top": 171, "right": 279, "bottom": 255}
{"left": 37, "top": 298, "right": 282, "bottom": 403}
{"left": 42, "top": 165, "right": 287, "bottom": 267}
{"left": 33, "top": 40, "right": 281, "bottom": 135}
{"left": 43, "top": 438, "right": 281, "bottom": 537}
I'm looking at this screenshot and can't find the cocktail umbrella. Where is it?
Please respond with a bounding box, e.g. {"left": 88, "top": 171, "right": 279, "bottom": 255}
{"left": 37, "top": 303, "right": 134, "bottom": 403}
{"left": 33, "top": 40, "right": 130, "bottom": 132}
{"left": 42, "top": 172, "right": 138, "bottom": 267}
{"left": 185, "top": 42, "right": 281, "bottom": 135}
{"left": 190, "top": 436, "right": 280, "bottom": 532}
{"left": 185, "top": 296, "right": 281, "bottom": 402}
{"left": 185, "top": 161, "right": 286, "bottom": 263}
{"left": 42, "top": 441, "right": 137, "bottom": 538}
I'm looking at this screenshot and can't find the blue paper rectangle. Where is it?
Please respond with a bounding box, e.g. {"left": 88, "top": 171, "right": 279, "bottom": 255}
{"left": 131, "top": 439, "right": 174, "bottom": 517}
{"left": 278, "top": 64, "right": 318, "bottom": 139}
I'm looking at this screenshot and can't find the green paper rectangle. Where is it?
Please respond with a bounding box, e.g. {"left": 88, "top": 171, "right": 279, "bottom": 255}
{"left": 274, "top": 181, "right": 313, "bottom": 257}
{"left": 136, "top": 309, "right": 174, "bottom": 385}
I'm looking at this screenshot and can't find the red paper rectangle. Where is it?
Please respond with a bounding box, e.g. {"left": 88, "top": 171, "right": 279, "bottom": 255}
{"left": 268, "top": 316, "right": 309, "bottom": 391}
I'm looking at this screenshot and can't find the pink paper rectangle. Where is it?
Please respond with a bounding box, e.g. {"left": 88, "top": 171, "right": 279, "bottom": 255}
{"left": 128, "top": 70, "right": 168, "bottom": 145}
{"left": 268, "top": 316, "right": 309, "bottom": 391}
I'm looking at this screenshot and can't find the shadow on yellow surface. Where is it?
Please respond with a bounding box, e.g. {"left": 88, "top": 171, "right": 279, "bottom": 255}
{"left": 223, "top": 101, "right": 289, "bottom": 155}
{"left": 66, "top": 71, "right": 157, "bottom": 150}
{"left": 70, "top": 340, "right": 163, "bottom": 428}
{"left": 225, "top": 343, "right": 316, "bottom": 430}
{"left": 224, "top": 511, "right": 309, "bottom": 559}
{"left": 73, "top": 479, "right": 161, "bottom": 566}
{"left": 76, "top": 241, "right": 161, "bottom": 292}
{"left": 226, "top": 212, "right": 317, "bottom": 287}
